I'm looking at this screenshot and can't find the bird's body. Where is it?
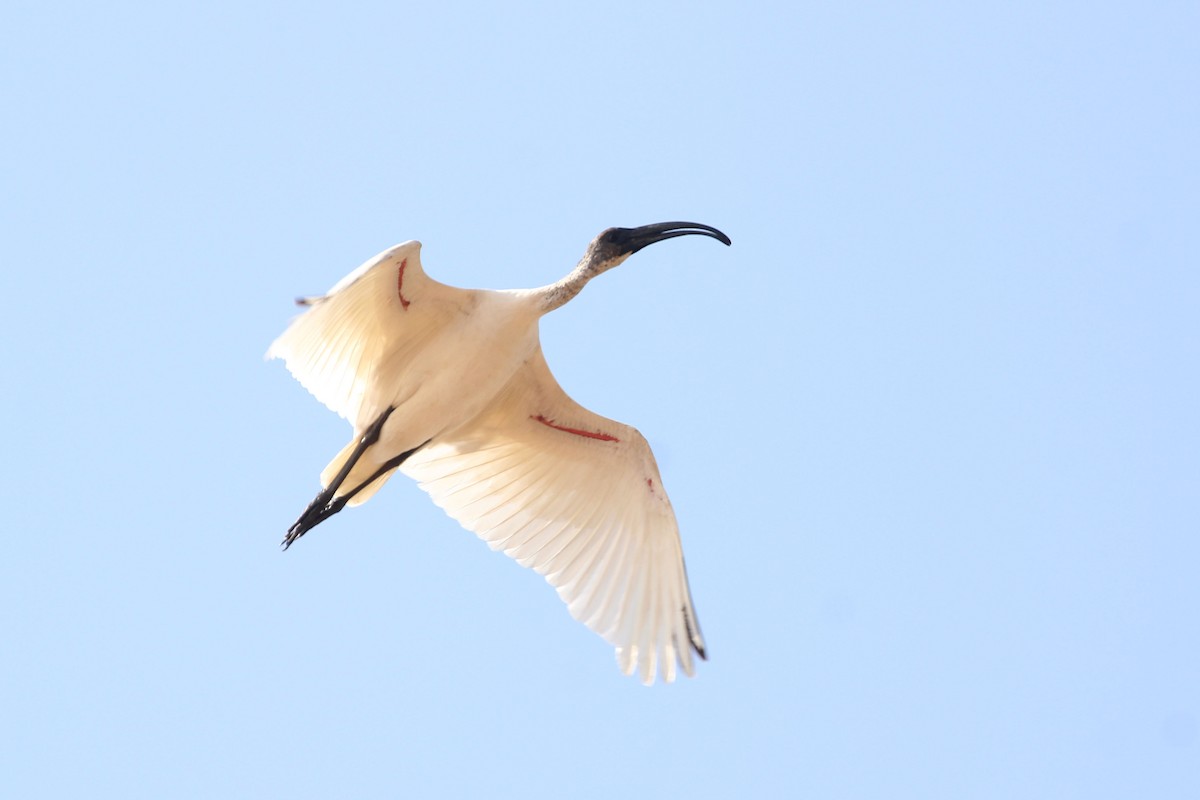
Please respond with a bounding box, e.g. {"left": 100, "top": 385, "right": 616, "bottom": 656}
{"left": 269, "top": 222, "right": 731, "bottom": 684}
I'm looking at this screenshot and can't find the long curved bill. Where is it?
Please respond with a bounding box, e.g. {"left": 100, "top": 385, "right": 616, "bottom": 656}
{"left": 615, "top": 221, "right": 732, "bottom": 255}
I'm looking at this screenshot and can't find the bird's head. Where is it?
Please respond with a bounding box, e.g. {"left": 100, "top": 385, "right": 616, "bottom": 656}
{"left": 583, "top": 221, "right": 732, "bottom": 275}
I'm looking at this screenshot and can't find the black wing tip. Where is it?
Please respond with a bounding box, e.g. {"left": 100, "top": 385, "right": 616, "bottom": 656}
{"left": 681, "top": 604, "right": 706, "bottom": 660}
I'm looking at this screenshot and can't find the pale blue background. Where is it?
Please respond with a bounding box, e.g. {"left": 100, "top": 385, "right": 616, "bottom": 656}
{"left": 2, "top": 1, "right": 1197, "bottom": 797}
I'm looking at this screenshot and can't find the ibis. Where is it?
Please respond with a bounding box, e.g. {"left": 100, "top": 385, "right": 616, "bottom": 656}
{"left": 268, "top": 222, "right": 731, "bottom": 684}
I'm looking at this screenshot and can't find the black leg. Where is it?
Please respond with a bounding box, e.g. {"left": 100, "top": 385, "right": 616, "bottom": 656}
{"left": 280, "top": 440, "right": 429, "bottom": 548}
{"left": 329, "top": 440, "right": 430, "bottom": 507}
{"left": 282, "top": 417, "right": 431, "bottom": 549}
{"left": 282, "top": 406, "right": 395, "bottom": 549}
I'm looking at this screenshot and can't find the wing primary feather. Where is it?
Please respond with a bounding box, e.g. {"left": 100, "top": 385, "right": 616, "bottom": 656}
{"left": 468, "top": 460, "right": 561, "bottom": 542}
{"left": 614, "top": 541, "right": 651, "bottom": 661}
{"left": 512, "top": 513, "right": 585, "bottom": 571}
{"left": 563, "top": 524, "right": 622, "bottom": 626}
{"left": 528, "top": 479, "right": 612, "bottom": 570}
{"left": 470, "top": 461, "right": 563, "bottom": 542}
{"left": 502, "top": 472, "right": 597, "bottom": 564}
{"left": 638, "top": 549, "right": 660, "bottom": 685}
{"left": 492, "top": 479, "right": 584, "bottom": 557}
{"left": 678, "top": 554, "right": 707, "bottom": 659}
{"left": 427, "top": 449, "right": 526, "bottom": 500}
{"left": 584, "top": 501, "right": 640, "bottom": 640}
{"left": 452, "top": 455, "right": 545, "bottom": 515}
{"left": 538, "top": 485, "right": 614, "bottom": 579}
{"left": 486, "top": 495, "right": 563, "bottom": 556}
{"left": 663, "top": 635, "right": 679, "bottom": 684}
{"left": 547, "top": 519, "right": 612, "bottom": 594}
{"left": 466, "top": 463, "right": 560, "bottom": 533}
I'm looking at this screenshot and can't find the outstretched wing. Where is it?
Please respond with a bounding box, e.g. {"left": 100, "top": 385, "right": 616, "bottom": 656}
{"left": 267, "top": 241, "right": 471, "bottom": 429}
{"left": 401, "top": 346, "right": 706, "bottom": 685}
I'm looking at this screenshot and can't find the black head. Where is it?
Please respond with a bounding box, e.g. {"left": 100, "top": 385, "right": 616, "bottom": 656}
{"left": 593, "top": 221, "right": 732, "bottom": 261}
{"left": 544, "top": 221, "right": 731, "bottom": 312}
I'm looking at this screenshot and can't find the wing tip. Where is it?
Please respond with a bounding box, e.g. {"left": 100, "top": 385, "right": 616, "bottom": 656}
{"left": 683, "top": 603, "right": 706, "bottom": 660}
{"left": 616, "top": 638, "right": 706, "bottom": 686}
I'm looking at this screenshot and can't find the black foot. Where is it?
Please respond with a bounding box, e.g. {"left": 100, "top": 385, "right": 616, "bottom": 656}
{"left": 282, "top": 493, "right": 352, "bottom": 549}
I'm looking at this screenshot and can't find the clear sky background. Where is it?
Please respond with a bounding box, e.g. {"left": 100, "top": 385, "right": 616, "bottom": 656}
{"left": 2, "top": 1, "right": 1197, "bottom": 797}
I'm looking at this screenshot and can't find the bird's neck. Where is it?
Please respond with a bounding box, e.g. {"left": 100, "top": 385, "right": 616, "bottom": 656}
{"left": 535, "top": 259, "right": 604, "bottom": 314}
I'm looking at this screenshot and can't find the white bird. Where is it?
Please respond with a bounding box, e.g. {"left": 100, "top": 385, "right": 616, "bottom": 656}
{"left": 268, "top": 221, "right": 731, "bottom": 684}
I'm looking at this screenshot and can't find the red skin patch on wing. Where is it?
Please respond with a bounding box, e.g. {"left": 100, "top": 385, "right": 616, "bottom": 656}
{"left": 396, "top": 258, "right": 411, "bottom": 309}
{"left": 531, "top": 414, "right": 620, "bottom": 442}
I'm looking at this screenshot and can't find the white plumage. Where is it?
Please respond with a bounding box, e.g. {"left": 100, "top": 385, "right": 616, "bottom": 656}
{"left": 269, "top": 222, "right": 730, "bottom": 684}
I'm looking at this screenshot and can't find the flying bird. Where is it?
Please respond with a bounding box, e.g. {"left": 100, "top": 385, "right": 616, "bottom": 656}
{"left": 268, "top": 221, "right": 731, "bottom": 684}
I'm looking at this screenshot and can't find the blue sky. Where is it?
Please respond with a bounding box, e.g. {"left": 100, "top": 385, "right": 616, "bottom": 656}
{"left": 2, "top": 1, "right": 1197, "bottom": 797}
